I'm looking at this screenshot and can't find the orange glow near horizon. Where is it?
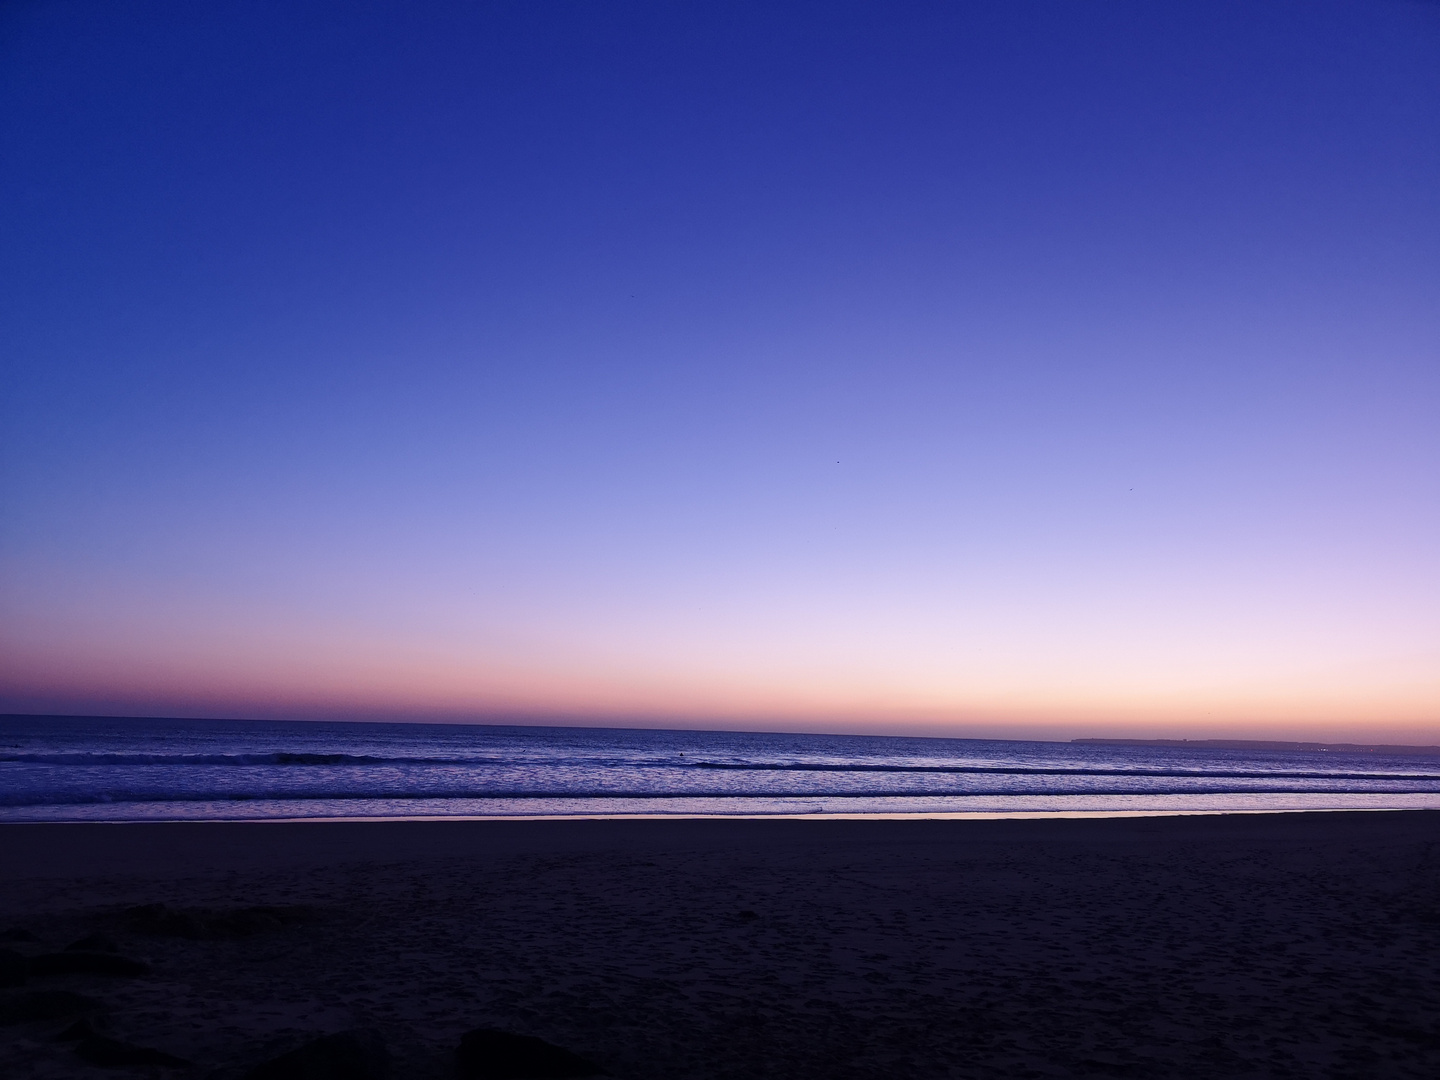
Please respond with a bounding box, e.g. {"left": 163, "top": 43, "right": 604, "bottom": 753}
{"left": 4, "top": 596, "right": 1435, "bottom": 743}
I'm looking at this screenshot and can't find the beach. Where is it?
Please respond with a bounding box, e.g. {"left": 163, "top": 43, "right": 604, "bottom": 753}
{"left": 3, "top": 811, "right": 1439, "bottom": 1078}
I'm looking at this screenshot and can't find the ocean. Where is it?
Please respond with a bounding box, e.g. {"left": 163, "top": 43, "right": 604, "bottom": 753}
{"left": 2, "top": 714, "right": 1439, "bottom": 821}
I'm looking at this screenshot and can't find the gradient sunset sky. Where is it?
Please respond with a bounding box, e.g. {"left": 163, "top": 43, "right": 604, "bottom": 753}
{"left": 2, "top": 0, "right": 1437, "bottom": 741}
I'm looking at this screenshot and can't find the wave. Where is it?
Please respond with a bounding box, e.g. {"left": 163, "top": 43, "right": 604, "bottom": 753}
{"left": 5, "top": 784, "right": 1440, "bottom": 808}
{"left": 0, "top": 752, "right": 500, "bottom": 767}
{"left": 686, "top": 761, "right": 1440, "bottom": 780}
{"left": 3, "top": 752, "right": 1438, "bottom": 783}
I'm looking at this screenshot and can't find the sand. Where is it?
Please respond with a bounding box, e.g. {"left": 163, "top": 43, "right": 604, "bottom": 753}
{"left": 2, "top": 811, "right": 1439, "bottom": 1078}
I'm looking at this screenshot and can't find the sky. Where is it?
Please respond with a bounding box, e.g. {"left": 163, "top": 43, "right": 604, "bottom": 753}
{"left": 1, "top": 0, "right": 1437, "bottom": 741}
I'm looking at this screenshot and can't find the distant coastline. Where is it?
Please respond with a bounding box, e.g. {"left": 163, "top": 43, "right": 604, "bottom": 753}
{"left": 1073, "top": 738, "right": 1440, "bottom": 756}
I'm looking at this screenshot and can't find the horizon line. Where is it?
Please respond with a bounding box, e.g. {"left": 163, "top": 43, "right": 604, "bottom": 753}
{"left": 5, "top": 712, "right": 1439, "bottom": 756}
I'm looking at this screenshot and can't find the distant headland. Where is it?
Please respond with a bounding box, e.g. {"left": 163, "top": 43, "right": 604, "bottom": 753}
{"left": 1073, "top": 738, "right": 1440, "bottom": 756}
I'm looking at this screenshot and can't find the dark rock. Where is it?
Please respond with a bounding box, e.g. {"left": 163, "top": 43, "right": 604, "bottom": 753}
{"left": 0, "top": 989, "right": 101, "bottom": 1024}
{"left": 243, "top": 1028, "right": 389, "bottom": 1080}
{"left": 66, "top": 932, "right": 119, "bottom": 953}
{"left": 737, "top": 910, "right": 758, "bottom": 921}
{"left": 56, "top": 1016, "right": 104, "bottom": 1041}
{"left": 455, "top": 1029, "right": 603, "bottom": 1079}
{"left": 29, "top": 952, "right": 150, "bottom": 977}
{"left": 63, "top": 1019, "right": 189, "bottom": 1067}
{"left": 0, "top": 948, "right": 28, "bottom": 987}
{"left": 76, "top": 1032, "right": 192, "bottom": 1068}
{"left": 0, "top": 927, "right": 37, "bottom": 942}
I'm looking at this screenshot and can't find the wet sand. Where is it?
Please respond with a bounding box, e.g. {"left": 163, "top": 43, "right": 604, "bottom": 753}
{"left": 3, "top": 811, "right": 1439, "bottom": 1078}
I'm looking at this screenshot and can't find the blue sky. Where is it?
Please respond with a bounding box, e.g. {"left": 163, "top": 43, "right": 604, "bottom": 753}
{"left": 2, "top": 0, "right": 1437, "bottom": 738}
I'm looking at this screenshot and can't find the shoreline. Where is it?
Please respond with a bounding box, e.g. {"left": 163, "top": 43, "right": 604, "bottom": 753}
{"left": 2, "top": 803, "right": 1427, "bottom": 826}
{"left": 6, "top": 797, "right": 1439, "bottom": 829}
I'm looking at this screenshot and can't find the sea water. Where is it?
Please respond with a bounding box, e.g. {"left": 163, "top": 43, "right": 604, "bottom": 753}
{"left": 2, "top": 714, "right": 1439, "bottom": 821}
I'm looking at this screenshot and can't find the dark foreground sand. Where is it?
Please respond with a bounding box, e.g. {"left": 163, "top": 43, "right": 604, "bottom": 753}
{"left": 2, "top": 811, "right": 1439, "bottom": 1079}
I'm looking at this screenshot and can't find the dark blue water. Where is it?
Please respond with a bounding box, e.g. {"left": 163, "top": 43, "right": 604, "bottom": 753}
{"left": 3, "top": 715, "right": 1439, "bottom": 820}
